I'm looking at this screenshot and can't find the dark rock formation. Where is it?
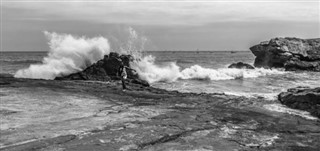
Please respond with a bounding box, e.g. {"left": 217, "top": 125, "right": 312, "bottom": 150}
{"left": 250, "top": 37, "right": 320, "bottom": 71}
{"left": 278, "top": 87, "right": 320, "bottom": 118}
{"left": 55, "top": 52, "right": 149, "bottom": 87}
{"left": 228, "top": 62, "right": 254, "bottom": 69}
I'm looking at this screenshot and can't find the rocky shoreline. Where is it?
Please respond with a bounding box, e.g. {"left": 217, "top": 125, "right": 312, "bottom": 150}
{"left": 1, "top": 75, "right": 319, "bottom": 151}
{"left": 1, "top": 38, "right": 320, "bottom": 150}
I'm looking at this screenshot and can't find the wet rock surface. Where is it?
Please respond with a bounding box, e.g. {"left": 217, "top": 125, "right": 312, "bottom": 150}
{"left": 1, "top": 76, "right": 319, "bottom": 151}
{"left": 279, "top": 87, "right": 320, "bottom": 118}
{"left": 250, "top": 37, "right": 320, "bottom": 71}
{"left": 228, "top": 62, "right": 255, "bottom": 69}
{"left": 55, "top": 52, "right": 149, "bottom": 87}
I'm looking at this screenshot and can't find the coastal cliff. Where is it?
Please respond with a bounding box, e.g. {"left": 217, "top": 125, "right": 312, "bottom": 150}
{"left": 250, "top": 37, "right": 320, "bottom": 71}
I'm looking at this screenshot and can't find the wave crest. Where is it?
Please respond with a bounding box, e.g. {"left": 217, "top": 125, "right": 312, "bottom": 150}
{"left": 14, "top": 32, "right": 110, "bottom": 79}
{"left": 133, "top": 56, "right": 285, "bottom": 83}
{"left": 181, "top": 65, "right": 285, "bottom": 81}
{"left": 132, "top": 55, "right": 181, "bottom": 83}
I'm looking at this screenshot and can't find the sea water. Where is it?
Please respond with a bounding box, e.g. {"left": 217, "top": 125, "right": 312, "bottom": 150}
{"left": 143, "top": 51, "right": 320, "bottom": 100}
{"left": 1, "top": 51, "right": 320, "bottom": 100}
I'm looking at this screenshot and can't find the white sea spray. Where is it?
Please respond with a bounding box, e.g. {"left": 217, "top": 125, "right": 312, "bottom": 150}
{"left": 132, "top": 57, "right": 285, "bottom": 83}
{"left": 15, "top": 31, "right": 110, "bottom": 79}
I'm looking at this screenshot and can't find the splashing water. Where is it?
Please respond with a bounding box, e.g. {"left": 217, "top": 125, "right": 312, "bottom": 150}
{"left": 180, "top": 65, "right": 285, "bottom": 80}
{"left": 14, "top": 27, "right": 145, "bottom": 80}
{"left": 120, "top": 27, "right": 147, "bottom": 59}
{"left": 14, "top": 32, "right": 110, "bottom": 79}
{"left": 131, "top": 55, "right": 181, "bottom": 83}
{"left": 132, "top": 55, "right": 286, "bottom": 83}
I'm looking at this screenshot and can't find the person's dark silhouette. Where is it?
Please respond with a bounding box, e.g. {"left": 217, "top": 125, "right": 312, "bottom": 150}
{"left": 119, "top": 65, "right": 127, "bottom": 90}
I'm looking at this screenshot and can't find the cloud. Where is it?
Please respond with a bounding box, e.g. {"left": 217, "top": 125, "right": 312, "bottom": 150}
{"left": 2, "top": 0, "right": 319, "bottom": 26}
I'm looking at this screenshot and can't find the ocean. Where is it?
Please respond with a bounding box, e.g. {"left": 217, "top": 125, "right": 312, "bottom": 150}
{"left": 1, "top": 51, "right": 319, "bottom": 100}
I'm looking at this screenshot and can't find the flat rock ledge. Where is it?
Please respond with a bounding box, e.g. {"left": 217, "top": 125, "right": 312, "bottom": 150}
{"left": 1, "top": 76, "right": 319, "bottom": 151}
{"left": 250, "top": 37, "right": 320, "bottom": 71}
{"left": 279, "top": 87, "right": 320, "bottom": 118}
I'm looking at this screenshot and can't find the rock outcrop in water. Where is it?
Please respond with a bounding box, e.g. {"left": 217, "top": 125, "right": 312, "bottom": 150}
{"left": 55, "top": 52, "right": 149, "bottom": 87}
{"left": 278, "top": 87, "right": 320, "bottom": 118}
{"left": 250, "top": 37, "right": 320, "bottom": 71}
{"left": 228, "top": 62, "right": 254, "bottom": 69}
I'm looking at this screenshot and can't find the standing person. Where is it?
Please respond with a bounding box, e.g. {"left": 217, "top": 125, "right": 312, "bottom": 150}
{"left": 119, "top": 65, "right": 127, "bottom": 90}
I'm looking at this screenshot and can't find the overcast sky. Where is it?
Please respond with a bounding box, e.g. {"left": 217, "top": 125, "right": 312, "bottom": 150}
{"left": 1, "top": 0, "right": 319, "bottom": 51}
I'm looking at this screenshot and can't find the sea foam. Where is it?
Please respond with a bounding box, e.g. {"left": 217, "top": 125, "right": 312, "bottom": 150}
{"left": 132, "top": 56, "right": 285, "bottom": 83}
{"left": 264, "top": 104, "right": 318, "bottom": 120}
{"left": 14, "top": 32, "right": 110, "bottom": 79}
{"left": 131, "top": 55, "right": 181, "bottom": 83}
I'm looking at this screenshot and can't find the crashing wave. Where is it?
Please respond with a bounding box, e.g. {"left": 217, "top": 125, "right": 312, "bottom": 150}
{"left": 14, "top": 31, "right": 110, "bottom": 79}
{"left": 131, "top": 55, "right": 181, "bottom": 83}
{"left": 132, "top": 56, "right": 286, "bottom": 83}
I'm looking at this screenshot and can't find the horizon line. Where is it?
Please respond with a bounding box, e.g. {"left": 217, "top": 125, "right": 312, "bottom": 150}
{"left": 2, "top": 1, "right": 319, "bottom": 2}
{"left": 0, "top": 50, "right": 251, "bottom": 53}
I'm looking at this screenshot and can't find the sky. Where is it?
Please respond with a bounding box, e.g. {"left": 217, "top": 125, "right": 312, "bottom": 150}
{"left": 1, "top": 0, "right": 319, "bottom": 51}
